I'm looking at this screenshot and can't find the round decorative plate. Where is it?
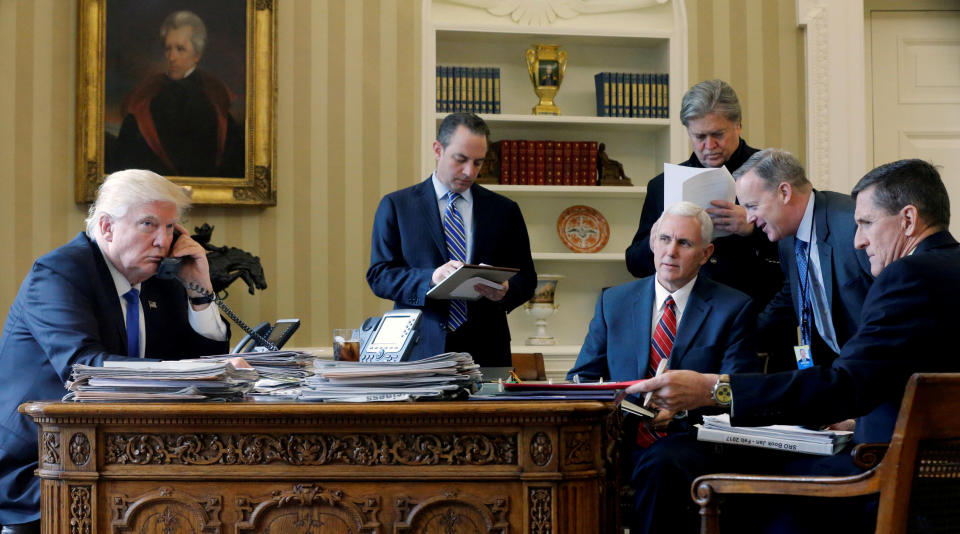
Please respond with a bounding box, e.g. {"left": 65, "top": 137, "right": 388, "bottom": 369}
{"left": 557, "top": 205, "right": 610, "bottom": 253}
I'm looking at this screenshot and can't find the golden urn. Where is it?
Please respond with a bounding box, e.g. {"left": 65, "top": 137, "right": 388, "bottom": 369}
{"left": 525, "top": 44, "right": 567, "bottom": 115}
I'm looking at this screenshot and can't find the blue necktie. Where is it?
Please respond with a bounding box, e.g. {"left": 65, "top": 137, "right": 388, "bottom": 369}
{"left": 444, "top": 191, "right": 468, "bottom": 331}
{"left": 794, "top": 238, "right": 812, "bottom": 349}
{"left": 123, "top": 288, "right": 140, "bottom": 357}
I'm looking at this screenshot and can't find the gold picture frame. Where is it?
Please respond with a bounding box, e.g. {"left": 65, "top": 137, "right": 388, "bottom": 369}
{"left": 75, "top": 0, "right": 277, "bottom": 205}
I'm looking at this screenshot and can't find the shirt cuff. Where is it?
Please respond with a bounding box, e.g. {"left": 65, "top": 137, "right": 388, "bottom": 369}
{"left": 188, "top": 302, "right": 228, "bottom": 341}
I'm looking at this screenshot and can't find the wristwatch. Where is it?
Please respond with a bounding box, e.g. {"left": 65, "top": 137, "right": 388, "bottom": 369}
{"left": 711, "top": 374, "right": 732, "bottom": 406}
{"left": 189, "top": 295, "right": 214, "bottom": 305}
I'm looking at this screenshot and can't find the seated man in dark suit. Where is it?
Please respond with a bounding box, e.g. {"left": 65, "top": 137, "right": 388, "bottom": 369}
{"left": 630, "top": 159, "right": 960, "bottom": 533}
{"left": 366, "top": 113, "right": 536, "bottom": 366}
{"left": 0, "top": 169, "right": 235, "bottom": 533}
{"left": 568, "top": 201, "right": 761, "bottom": 534}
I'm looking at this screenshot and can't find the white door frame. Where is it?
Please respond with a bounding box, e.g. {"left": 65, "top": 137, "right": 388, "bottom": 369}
{"left": 796, "top": 0, "right": 867, "bottom": 194}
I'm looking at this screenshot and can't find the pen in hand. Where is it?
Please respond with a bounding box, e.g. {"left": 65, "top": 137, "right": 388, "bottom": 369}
{"left": 643, "top": 358, "right": 669, "bottom": 409}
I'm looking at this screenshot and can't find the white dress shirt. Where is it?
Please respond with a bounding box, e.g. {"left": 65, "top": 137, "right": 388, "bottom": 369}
{"left": 651, "top": 275, "right": 698, "bottom": 335}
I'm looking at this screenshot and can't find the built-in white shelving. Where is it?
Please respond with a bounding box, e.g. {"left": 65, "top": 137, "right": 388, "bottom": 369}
{"left": 423, "top": 0, "right": 688, "bottom": 371}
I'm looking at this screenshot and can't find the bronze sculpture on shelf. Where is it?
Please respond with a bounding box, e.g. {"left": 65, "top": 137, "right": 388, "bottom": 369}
{"left": 476, "top": 140, "right": 500, "bottom": 184}
{"left": 191, "top": 223, "right": 267, "bottom": 296}
{"left": 598, "top": 143, "right": 632, "bottom": 186}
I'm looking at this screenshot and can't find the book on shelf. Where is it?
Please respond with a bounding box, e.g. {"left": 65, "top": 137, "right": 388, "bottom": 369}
{"left": 436, "top": 66, "right": 501, "bottom": 114}
{"left": 594, "top": 71, "right": 669, "bottom": 118}
{"left": 497, "top": 140, "right": 599, "bottom": 186}
{"left": 696, "top": 414, "right": 852, "bottom": 456}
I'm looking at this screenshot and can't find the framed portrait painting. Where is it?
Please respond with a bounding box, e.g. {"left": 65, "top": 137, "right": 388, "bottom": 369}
{"left": 76, "top": 0, "right": 277, "bottom": 205}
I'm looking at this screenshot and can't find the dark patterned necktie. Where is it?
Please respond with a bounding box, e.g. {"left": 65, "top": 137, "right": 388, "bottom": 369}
{"left": 444, "top": 191, "right": 468, "bottom": 330}
{"left": 795, "top": 238, "right": 812, "bottom": 348}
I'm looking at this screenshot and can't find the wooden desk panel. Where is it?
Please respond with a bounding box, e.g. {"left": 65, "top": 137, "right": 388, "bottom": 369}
{"left": 21, "top": 401, "right": 621, "bottom": 533}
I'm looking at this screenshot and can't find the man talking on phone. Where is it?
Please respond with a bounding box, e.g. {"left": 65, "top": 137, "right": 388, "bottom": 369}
{"left": 0, "top": 169, "right": 231, "bottom": 533}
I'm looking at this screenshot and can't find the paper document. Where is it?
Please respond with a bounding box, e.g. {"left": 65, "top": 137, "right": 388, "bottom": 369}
{"left": 696, "top": 414, "right": 852, "bottom": 456}
{"left": 426, "top": 264, "right": 519, "bottom": 301}
{"left": 663, "top": 163, "right": 737, "bottom": 239}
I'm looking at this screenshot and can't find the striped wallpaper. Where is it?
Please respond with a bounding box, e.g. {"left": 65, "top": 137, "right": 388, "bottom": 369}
{"left": 0, "top": 0, "right": 803, "bottom": 349}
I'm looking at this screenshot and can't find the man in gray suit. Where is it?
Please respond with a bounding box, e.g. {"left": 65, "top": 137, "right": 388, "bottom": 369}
{"left": 735, "top": 149, "right": 873, "bottom": 367}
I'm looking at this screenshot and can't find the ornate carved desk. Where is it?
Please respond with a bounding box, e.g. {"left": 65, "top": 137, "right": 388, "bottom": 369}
{"left": 20, "top": 401, "right": 620, "bottom": 533}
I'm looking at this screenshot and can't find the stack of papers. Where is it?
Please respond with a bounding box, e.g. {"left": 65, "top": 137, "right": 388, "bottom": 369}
{"left": 64, "top": 360, "right": 259, "bottom": 402}
{"left": 697, "top": 414, "right": 853, "bottom": 456}
{"left": 199, "top": 350, "right": 318, "bottom": 399}
{"left": 301, "top": 352, "right": 482, "bottom": 402}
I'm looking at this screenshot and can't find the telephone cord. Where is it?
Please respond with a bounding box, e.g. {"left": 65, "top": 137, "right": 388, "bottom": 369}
{"left": 181, "top": 278, "right": 278, "bottom": 352}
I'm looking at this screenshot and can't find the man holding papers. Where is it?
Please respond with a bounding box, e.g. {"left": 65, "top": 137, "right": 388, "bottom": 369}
{"left": 629, "top": 159, "right": 960, "bottom": 533}
{"left": 625, "top": 80, "right": 782, "bottom": 314}
{"left": 568, "top": 201, "right": 760, "bottom": 534}
{"left": 367, "top": 113, "right": 536, "bottom": 366}
{"left": 735, "top": 149, "right": 873, "bottom": 367}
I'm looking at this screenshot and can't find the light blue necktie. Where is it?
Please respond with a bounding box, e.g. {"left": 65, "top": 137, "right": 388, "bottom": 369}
{"left": 795, "top": 238, "right": 812, "bottom": 350}
{"left": 123, "top": 288, "right": 140, "bottom": 357}
{"left": 444, "top": 191, "right": 468, "bottom": 331}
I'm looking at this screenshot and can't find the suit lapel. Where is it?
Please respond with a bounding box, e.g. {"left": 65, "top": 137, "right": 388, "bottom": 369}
{"left": 813, "top": 191, "right": 835, "bottom": 308}
{"left": 84, "top": 234, "right": 128, "bottom": 349}
{"left": 632, "top": 278, "right": 655, "bottom": 378}
{"left": 471, "top": 185, "right": 486, "bottom": 264}
{"left": 416, "top": 177, "right": 448, "bottom": 258}
{"left": 671, "top": 278, "right": 710, "bottom": 369}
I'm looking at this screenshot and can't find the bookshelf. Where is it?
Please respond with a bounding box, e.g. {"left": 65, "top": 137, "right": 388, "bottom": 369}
{"left": 421, "top": 0, "right": 689, "bottom": 378}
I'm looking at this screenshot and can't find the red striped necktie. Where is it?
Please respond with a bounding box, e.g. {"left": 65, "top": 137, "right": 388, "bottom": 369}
{"left": 637, "top": 295, "right": 676, "bottom": 447}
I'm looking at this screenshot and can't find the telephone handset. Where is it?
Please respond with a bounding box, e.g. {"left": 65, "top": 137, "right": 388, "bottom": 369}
{"left": 155, "top": 234, "right": 297, "bottom": 352}
{"left": 231, "top": 319, "right": 301, "bottom": 354}
{"left": 357, "top": 309, "right": 422, "bottom": 362}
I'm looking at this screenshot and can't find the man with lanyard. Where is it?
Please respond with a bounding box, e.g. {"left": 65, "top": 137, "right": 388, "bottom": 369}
{"left": 733, "top": 148, "right": 873, "bottom": 368}
{"left": 630, "top": 158, "right": 960, "bottom": 533}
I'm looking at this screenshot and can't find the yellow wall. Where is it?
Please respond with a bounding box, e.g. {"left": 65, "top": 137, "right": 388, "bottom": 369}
{"left": 687, "top": 0, "right": 807, "bottom": 163}
{"left": 0, "top": 0, "right": 803, "bottom": 348}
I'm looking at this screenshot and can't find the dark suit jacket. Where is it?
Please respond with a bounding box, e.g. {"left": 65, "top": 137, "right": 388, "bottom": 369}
{"left": 567, "top": 275, "right": 761, "bottom": 384}
{"left": 110, "top": 70, "right": 245, "bottom": 178}
{"left": 0, "top": 233, "right": 229, "bottom": 525}
{"left": 733, "top": 231, "right": 960, "bottom": 445}
{"left": 366, "top": 178, "right": 536, "bottom": 366}
{"left": 624, "top": 139, "right": 783, "bottom": 308}
{"left": 757, "top": 190, "right": 874, "bottom": 362}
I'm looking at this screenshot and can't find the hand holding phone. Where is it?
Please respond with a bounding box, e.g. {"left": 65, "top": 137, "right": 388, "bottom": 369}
{"left": 167, "top": 223, "right": 215, "bottom": 301}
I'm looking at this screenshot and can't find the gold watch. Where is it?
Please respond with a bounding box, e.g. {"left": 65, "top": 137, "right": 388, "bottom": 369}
{"left": 711, "top": 374, "right": 732, "bottom": 406}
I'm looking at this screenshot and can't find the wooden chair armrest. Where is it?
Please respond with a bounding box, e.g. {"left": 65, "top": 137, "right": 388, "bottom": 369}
{"left": 852, "top": 442, "right": 888, "bottom": 470}
{"left": 692, "top": 470, "right": 881, "bottom": 534}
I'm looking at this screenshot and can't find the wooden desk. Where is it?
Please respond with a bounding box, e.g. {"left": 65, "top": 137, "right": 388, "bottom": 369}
{"left": 20, "top": 400, "right": 621, "bottom": 533}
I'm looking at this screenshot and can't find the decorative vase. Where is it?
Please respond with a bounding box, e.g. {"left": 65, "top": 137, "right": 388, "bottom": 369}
{"left": 525, "top": 274, "right": 564, "bottom": 345}
{"left": 525, "top": 44, "right": 567, "bottom": 115}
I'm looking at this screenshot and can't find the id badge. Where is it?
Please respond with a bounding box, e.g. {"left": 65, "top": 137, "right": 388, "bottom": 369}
{"left": 794, "top": 345, "right": 813, "bottom": 369}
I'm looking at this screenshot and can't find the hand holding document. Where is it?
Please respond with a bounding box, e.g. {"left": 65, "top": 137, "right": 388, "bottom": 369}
{"left": 426, "top": 264, "right": 518, "bottom": 301}
{"left": 663, "top": 163, "right": 736, "bottom": 239}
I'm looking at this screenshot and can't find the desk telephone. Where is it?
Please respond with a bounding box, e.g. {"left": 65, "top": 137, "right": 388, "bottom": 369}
{"left": 356, "top": 309, "right": 422, "bottom": 362}
{"left": 157, "top": 243, "right": 299, "bottom": 353}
